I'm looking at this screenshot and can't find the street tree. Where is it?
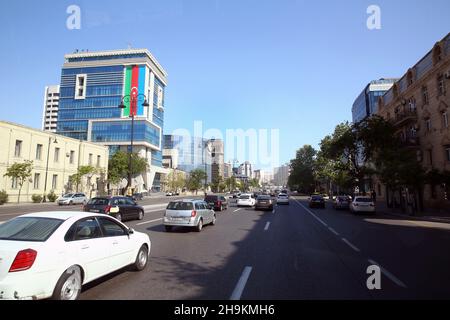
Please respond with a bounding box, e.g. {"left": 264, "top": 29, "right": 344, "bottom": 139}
{"left": 186, "top": 169, "right": 207, "bottom": 195}
{"left": 108, "top": 151, "right": 148, "bottom": 194}
{"left": 4, "top": 160, "right": 33, "bottom": 203}
{"left": 288, "top": 145, "right": 317, "bottom": 194}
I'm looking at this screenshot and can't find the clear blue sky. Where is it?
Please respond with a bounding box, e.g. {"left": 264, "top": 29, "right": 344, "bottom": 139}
{"left": 0, "top": 0, "right": 449, "bottom": 170}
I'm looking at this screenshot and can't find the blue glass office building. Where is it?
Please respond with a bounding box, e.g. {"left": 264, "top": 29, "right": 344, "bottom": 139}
{"left": 352, "top": 79, "right": 398, "bottom": 123}
{"left": 56, "top": 49, "right": 168, "bottom": 191}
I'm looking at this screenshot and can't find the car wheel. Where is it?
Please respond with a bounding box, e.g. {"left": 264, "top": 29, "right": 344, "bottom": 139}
{"left": 196, "top": 219, "right": 203, "bottom": 232}
{"left": 138, "top": 210, "right": 144, "bottom": 220}
{"left": 69, "top": 200, "right": 73, "bottom": 205}
{"left": 165, "top": 225, "right": 173, "bottom": 232}
{"left": 116, "top": 213, "right": 122, "bottom": 222}
{"left": 52, "top": 266, "right": 82, "bottom": 300}
{"left": 211, "top": 215, "right": 216, "bottom": 225}
{"left": 132, "top": 245, "right": 149, "bottom": 271}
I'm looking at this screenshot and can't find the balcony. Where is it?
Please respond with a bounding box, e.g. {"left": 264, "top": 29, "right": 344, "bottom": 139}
{"left": 393, "top": 110, "right": 418, "bottom": 127}
{"left": 400, "top": 136, "right": 420, "bottom": 148}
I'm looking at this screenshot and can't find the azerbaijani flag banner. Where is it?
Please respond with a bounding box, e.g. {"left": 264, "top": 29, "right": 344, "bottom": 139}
{"left": 123, "top": 65, "right": 147, "bottom": 117}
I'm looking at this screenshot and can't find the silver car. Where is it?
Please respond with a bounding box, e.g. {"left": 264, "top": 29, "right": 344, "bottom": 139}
{"left": 57, "top": 193, "right": 88, "bottom": 205}
{"left": 163, "top": 199, "right": 216, "bottom": 232}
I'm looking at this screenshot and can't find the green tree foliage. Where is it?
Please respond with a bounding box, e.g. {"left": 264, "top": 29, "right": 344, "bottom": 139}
{"left": 0, "top": 190, "right": 9, "bottom": 205}
{"left": 288, "top": 145, "right": 317, "bottom": 194}
{"left": 4, "top": 160, "right": 33, "bottom": 203}
{"left": 165, "top": 171, "right": 186, "bottom": 193}
{"left": 108, "top": 151, "right": 148, "bottom": 187}
{"left": 186, "top": 169, "right": 207, "bottom": 194}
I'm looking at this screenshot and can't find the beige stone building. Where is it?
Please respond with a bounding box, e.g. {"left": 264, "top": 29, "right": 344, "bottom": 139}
{"left": 376, "top": 32, "right": 450, "bottom": 211}
{"left": 0, "top": 121, "right": 109, "bottom": 203}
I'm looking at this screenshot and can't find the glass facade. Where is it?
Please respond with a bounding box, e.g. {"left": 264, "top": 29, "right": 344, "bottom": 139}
{"left": 91, "top": 120, "right": 160, "bottom": 146}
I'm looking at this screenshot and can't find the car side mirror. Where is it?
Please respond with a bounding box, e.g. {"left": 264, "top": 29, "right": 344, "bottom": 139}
{"left": 128, "top": 228, "right": 134, "bottom": 234}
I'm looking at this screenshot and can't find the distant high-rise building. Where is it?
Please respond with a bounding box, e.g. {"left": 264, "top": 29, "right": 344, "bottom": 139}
{"left": 210, "top": 139, "right": 224, "bottom": 182}
{"left": 352, "top": 78, "right": 398, "bottom": 123}
{"left": 273, "top": 164, "right": 290, "bottom": 187}
{"left": 238, "top": 161, "right": 253, "bottom": 179}
{"left": 42, "top": 85, "right": 60, "bottom": 132}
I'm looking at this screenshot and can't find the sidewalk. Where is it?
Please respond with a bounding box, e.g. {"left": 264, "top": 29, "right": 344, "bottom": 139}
{"left": 376, "top": 200, "right": 450, "bottom": 224}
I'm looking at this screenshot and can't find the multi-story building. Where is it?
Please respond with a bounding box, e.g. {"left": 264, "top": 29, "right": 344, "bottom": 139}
{"left": 352, "top": 79, "right": 397, "bottom": 123}
{"left": 223, "top": 161, "right": 232, "bottom": 179}
{"left": 238, "top": 161, "right": 253, "bottom": 179}
{"left": 42, "top": 85, "right": 60, "bottom": 132}
{"left": 56, "top": 49, "right": 168, "bottom": 192}
{"left": 376, "top": 32, "right": 450, "bottom": 211}
{"left": 210, "top": 139, "right": 224, "bottom": 183}
{"left": 0, "top": 120, "right": 109, "bottom": 203}
{"left": 273, "top": 164, "right": 290, "bottom": 187}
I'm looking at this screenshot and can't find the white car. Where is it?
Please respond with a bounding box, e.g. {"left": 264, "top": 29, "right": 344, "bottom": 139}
{"left": 350, "top": 197, "right": 376, "bottom": 214}
{"left": 57, "top": 193, "right": 88, "bottom": 205}
{"left": 0, "top": 211, "right": 151, "bottom": 300}
{"left": 237, "top": 194, "right": 256, "bottom": 207}
{"left": 277, "top": 193, "right": 290, "bottom": 205}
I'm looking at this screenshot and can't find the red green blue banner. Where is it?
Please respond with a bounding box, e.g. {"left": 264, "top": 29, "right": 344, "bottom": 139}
{"left": 123, "top": 65, "right": 147, "bottom": 117}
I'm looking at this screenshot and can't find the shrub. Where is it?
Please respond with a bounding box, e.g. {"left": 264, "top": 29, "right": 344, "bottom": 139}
{"left": 47, "top": 191, "right": 58, "bottom": 202}
{"left": 32, "top": 194, "right": 43, "bottom": 203}
{"left": 0, "top": 190, "right": 8, "bottom": 205}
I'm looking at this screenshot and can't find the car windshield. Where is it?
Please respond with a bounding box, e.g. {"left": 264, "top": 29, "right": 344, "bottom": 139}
{"left": 0, "top": 217, "right": 63, "bottom": 242}
{"left": 167, "top": 201, "right": 194, "bottom": 210}
{"left": 62, "top": 193, "right": 74, "bottom": 198}
{"left": 239, "top": 195, "right": 250, "bottom": 200}
{"left": 355, "top": 198, "right": 372, "bottom": 203}
{"left": 87, "top": 198, "right": 109, "bottom": 205}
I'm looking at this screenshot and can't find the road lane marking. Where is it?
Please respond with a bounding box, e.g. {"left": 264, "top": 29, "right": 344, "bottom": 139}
{"left": 368, "top": 259, "right": 407, "bottom": 288}
{"left": 230, "top": 266, "right": 253, "bottom": 300}
{"left": 233, "top": 208, "right": 242, "bottom": 213}
{"left": 264, "top": 222, "right": 270, "bottom": 231}
{"left": 294, "top": 199, "right": 328, "bottom": 227}
{"left": 328, "top": 227, "right": 339, "bottom": 236}
{"left": 136, "top": 218, "right": 163, "bottom": 226}
{"left": 272, "top": 209, "right": 275, "bottom": 213}
{"left": 341, "top": 238, "right": 360, "bottom": 252}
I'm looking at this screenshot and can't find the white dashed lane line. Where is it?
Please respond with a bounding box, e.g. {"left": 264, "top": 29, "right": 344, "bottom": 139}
{"left": 230, "top": 266, "right": 253, "bottom": 300}
{"left": 233, "top": 208, "right": 242, "bottom": 213}
{"left": 293, "top": 199, "right": 328, "bottom": 227}
{"left": 328, "top": 227, "right": 340, "bottom": 236}
{"left": 341, "top": 238, "right": 361, "bottom": 252}
{"left": 264, "top": 222, "right": 271, "bottom": 231}
{"left": 136, "top": 218, "right": 163, "bottom": 226}
{"left": 368, "top": 259, "right": 407, "bottom": 288}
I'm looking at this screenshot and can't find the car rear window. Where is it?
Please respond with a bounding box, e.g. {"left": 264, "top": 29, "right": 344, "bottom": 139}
{"left": 278, "top": 194, "right": 287, "bottom": 198}
{"left": 0, "top": 217, "right": 63, "bottom": 242}
{"left": 257, "top": 195, "right": 271, "bottom": 200}
{"left": 205, "top": 196, "right": 218, "bottom": 201}
{"left": 337, "top": 196, "right": 349, "bottom": 201}
{"left": 311, "top": 196, "right": 323, "bottom": 200}
{"left": 355, "top": 198, "right": 372, "bottom": 202}
{"left": 87, "top": 198, "right": 109, "bottom": 205}
{"left": 239, "top": 195, "right": 250, "bottom": 199}
{"left": 167, "top": 201, "right": 194, "bottom": 210}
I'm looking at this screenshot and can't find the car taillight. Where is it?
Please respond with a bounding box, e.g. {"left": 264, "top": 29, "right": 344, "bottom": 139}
{"left": 105, "top": 205, "right": 112, "bottom": 213}
{"left": 216, "top": 200, "right": 221, "bottom": 206}
{"left": 191, "top": 210, "right": 197, "bottom": 217}
{"left": 370, "top": 203, "right": 375, "bottom": 207}
{"left": 9, "top": 249, "right": 37, "bottom": 272}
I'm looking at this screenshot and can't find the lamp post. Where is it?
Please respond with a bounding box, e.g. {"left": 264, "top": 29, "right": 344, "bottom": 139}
{"left": 42, "top": 136, "right": 58, "bottom": 202}
{"left": 118, "top": 92, "right": 150, "bottom": 195}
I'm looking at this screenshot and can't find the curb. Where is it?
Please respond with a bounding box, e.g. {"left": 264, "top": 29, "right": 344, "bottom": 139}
{"left": 381, "top": 210, "right": 450, "bottom": 224}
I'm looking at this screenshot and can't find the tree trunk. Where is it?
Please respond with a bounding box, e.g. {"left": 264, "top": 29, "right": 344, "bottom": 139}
{"left": 17, "top": 186, "right": 22, "bottom": 203}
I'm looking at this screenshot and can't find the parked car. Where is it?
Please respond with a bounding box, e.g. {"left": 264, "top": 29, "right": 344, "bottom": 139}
{"left": 237, "top": 194, "right": 256, "bottom": 207}
{"left": 83, "top": 196, "right": 145, "bottom": 222}
{"left": 204, "top": 195, "right": 228, "bottom": 211}
{"left": 333, "top": 195, "right": 351, "bottom": 210}
{"left": 163, "top": 199, "right": 216, "bottom": 232}
{"left": 0, "top": 211, "right": 150, "bottom": 300}
{"left": 255, "top": 195, "right": 274, "bottom": 211}
{"left": 58, "top": 193, "right": 88, "bottom": 206}
{"left": 277, "top": 193, "right": 290, "bottom": 205}
{"left": 166, "top": 192, "right": 173, "bottom": 196}
{"left": 350, "top": 196, "right": 376, "bottom": 214}
{"left": 309, "top": 195, "right": 326, "bottom": 208}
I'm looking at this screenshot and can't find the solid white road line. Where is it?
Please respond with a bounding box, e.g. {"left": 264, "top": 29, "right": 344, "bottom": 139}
{"left": 341, "top": 238, "right": 361, "bottom": 252}
{"left": 328, "top": 227, "right": 340, "bottom": 236}
{"left": 264, "top": 222, "right": 271, "bottom": 231}
{"left": 230, "top": 266, "right": 253, "bottom": 300}
{"left": 136, "top": 218, "right": 163, "bottom": 226}
{"left": 233, "top": 208, "right": 242, "bottom": 213}
{"left": 368, "top": 259, "right": 407, "bottom": 288}
{"left": 294, "top": 199, "right": 328, "bottom": 227}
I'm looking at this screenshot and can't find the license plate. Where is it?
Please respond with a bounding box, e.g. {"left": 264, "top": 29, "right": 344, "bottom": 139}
{"left": 90, "top": 209, "right": 100, "bottom": 212}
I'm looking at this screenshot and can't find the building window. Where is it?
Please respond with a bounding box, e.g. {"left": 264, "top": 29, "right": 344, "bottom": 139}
{"left": 89, "top": 153, "right": 93, "bottom": 166}
{"left": 36, "top": 144, "right": 43, "bottom": 160}
{"left": 75, "top": 74, "right": 87, "bottom": 99}
{"left": 11, "top": 177, "right": 18, "bottom": 189}
{"left": 377, "top": 183, "right": 381, "bottom": 196}
{"left": 445, "top": 147, "right": 450, "bottom": 162}
{"left": 408, "top": 97, "right": 416, "bottom": 112}
{"left": 422, "top": 86, "right": 429, "bottom": 105}
{"left": 33, "top": 173, "right": 40, "bottom": 189}
{"left": 443, "top": 112, "right": 449, "bottom": 128}
{"left": 425, "top": 118, "right": 432, "bottom": 132}
{"left": 69, "top": 150, "right": 75, "bottom": 164}
{"left": 438, "top": 74, "right": 446, "bottom": 96}
{"left": 52, "top": 174, "right": 58, "bottom": 190}
{"left": 14, "top": 140, "right": 22, "bottom": 157}
{"left": 54, "top": 147, "right": 60, "bottom": 163}
{"left": 96, "top": 155, "right": 101, "bottom": 167}
{"left": 427, "top": 149, "right": 433, "bottom": 166}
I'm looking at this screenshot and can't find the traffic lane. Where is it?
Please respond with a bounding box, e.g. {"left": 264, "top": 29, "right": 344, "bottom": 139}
{"left": 239, "top": 200, "right": 374, "bottom": 299}
{"left": 0, "top": 203, "right": 84, "bottom": 222}
{"left": 293, "top": 197, "right": 450, "bottom": 298}
{"left": 79, "top": 204, "right": 264, "bottom": 299}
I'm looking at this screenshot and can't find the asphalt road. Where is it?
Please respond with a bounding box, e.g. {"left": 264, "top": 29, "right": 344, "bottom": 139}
{"left": 3, "top": 196, "right": 450, "bottom": 299}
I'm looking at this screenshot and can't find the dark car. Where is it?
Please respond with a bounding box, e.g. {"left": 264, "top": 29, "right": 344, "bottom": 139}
{"left": 309, "top": 195, "right": 326, "bottom": 208}
{"left": 83, "top": 196, "right": 145, "bottom": 222}
{"left": 204, "top": 195, "right": 228, "bottom": 211}
{"left": 255, "top": 195, "right": 274, "bottom": 211}
{"left": 333, "top": 195, "right": 351, "bottom": 210}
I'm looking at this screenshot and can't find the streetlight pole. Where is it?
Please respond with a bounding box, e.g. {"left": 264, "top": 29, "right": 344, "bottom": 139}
{"left": 118, "top": 92, "right": 150, "bottom": 196}
{"left": 42, "top": 136, "right": 58, "bottom": 202}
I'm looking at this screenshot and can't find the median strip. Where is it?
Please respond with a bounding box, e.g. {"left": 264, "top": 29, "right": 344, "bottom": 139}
{"left": 230, "top": 266, "right": 253, "bottom": 300}
{"left": 368, "top": 259, "right": 407, "bottom": 288}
